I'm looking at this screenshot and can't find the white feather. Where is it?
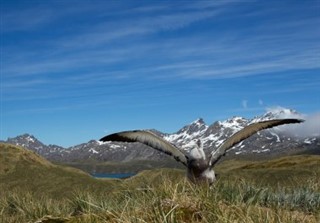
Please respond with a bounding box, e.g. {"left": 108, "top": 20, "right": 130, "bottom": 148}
{"left": 189, "top": 140, "right": 206, "bottom": 160}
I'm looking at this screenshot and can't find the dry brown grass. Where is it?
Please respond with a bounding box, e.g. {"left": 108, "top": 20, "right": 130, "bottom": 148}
{"left": 1, "top": 143, "right": 320, "bottom": 222}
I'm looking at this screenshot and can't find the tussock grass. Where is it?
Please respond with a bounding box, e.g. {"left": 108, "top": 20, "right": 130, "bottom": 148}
{"left": 1, "top": 172, "right": 319, "bottom": 223}
{"left": 0, "top": 191, "right": 70, "bottom": 223}
{"left": 1, "top": 143, "right": 320, "bottom": 222}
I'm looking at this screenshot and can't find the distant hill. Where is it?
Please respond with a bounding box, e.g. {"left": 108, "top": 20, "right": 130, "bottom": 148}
{"left": 0, "top": 143, "right": 117, "bottom": 199}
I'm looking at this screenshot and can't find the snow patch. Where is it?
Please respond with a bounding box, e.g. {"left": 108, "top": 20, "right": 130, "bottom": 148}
{"left": 96, "top": 140, "right": 110, "bottom": 145}
{"left": 252, "top": 148, "right": 270, "bottom": 153}
{"left": 304, "top": 138, "right": 316, "bottom": 144}
{"left": 89, "top": 148, "right": 99, "bottom": 154}
{"left": 269, "top": 131, "right": 280, "bottom": 142}
{"left": 26, "top": 136, "right": 35, "bottom": 143}
{"left": 110, "top": 144, "right": 121, "bottom": 149}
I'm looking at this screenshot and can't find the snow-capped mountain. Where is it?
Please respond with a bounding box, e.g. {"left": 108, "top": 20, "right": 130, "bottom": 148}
{"left": 250, "top": 108, "right": 302, "bottom": 123}
{"left": 3, "top": 108, "right": 320, "bottom": 163}
{"left": 5, "top": 134, "right": 65, "bottom": 159}
{"left": 163, "top": 109, "right": 319, "bottom": 157}
{"left": 164, "top": 118, "right": 208, "bottom": 150}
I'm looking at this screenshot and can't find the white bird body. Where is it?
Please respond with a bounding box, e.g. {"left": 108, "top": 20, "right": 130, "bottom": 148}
{"left": 186, "top": 140, "right": 216, "bottom": 184}
{"left": 200, "top": 169, "right": 216, "bottom": 183}
{"left": 100, "top": 118, "right": 303, "bottom": 185}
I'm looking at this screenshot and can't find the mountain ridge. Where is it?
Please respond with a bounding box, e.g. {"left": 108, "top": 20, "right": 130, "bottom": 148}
{"left": 3, "top": 108, "right": 320, "bottom": 163}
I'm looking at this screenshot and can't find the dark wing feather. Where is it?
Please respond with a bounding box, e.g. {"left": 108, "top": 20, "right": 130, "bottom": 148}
{"left": 209, "top": 119, "right": 304, "bottom": 167}
{"left": 100, "top": 130, "right": 188, "bottom": 166}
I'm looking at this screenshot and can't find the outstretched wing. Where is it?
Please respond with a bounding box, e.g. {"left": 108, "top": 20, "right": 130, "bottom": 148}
{"left": 100, "top": 130, "right": 188, "bottom": 166}
{"left": 209, "top": 119, "right": 304, "bottom": 167}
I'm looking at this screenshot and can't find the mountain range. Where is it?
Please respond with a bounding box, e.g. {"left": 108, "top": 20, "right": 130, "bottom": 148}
{"left": 3, "top": 108, "right": 320, "bottom": 163}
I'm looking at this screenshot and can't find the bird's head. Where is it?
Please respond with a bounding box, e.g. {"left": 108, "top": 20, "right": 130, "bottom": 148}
{"left": 188, "top": 139, "right": 206, "bottom": 161}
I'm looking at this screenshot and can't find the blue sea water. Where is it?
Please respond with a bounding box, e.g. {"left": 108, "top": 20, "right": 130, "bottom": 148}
{"left": 91, "top": 173, "right": 135, "bottom": 179}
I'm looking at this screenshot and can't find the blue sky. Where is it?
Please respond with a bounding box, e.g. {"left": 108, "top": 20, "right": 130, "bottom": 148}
{"left": 1, "top": 0, "right": 319, "bottom": 147}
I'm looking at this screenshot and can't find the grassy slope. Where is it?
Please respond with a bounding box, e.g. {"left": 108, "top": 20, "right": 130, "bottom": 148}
{"left": 215, "top": 155, "right": 320, "bottom": 186}
{"left": 57, "top": 158, "right": 184, "bottom": 175}
{"left": 1, "top": 143, "right": 320, "bottom": 222}
{"left": 0, "top": 143, "right": 118, "bottom": 198}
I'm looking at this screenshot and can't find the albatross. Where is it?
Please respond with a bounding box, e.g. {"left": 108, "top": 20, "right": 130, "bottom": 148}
{"left": 100, "top": 118, "right": 303, "bottom": 185}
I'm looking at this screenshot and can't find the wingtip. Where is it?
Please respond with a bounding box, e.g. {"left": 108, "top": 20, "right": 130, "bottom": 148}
{"left": 290, "top": 118, "right": 305, "bottom": 124}
{"left": 99, "top": 136, "right": 107, "bottom": 142}
{"left": 275, "top": 118, "right": 305, "bottom": 124}
{"left": 99, "top": 133, "right": 117, "bottom": 142}
{"left": 99, "top": 131, "right": 140, "bottom": 143}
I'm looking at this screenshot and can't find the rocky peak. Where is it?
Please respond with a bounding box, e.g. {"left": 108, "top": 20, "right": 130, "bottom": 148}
{"left": 4, "top": 108, "right": 319, "bottom": 163}
{"left": 7, "top": 134, "right": 43, "bottom": 149}
{"left": 252, "top": 108, "right": 302, "bottom": 123}
{"left": 163, "top": 118, "right": 208, "bottom": 148}
{"left": 177, "top": 118, "right": 208, "bottom": 135}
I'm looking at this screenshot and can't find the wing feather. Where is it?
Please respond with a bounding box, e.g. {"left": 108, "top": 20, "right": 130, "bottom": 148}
{"left": 209, "top": 119, "right": 304, "bottom": 167}
{"left": 100, "top": 130, "right": 188, "bottom": 166}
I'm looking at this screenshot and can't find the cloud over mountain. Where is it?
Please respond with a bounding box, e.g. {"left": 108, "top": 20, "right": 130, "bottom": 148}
{"left": 266, "top": 106, "right": 320, "bottom": 138}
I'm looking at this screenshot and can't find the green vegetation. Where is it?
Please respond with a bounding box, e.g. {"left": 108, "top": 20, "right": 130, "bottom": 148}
{"left": 0, "top": 143, "right": 118, "bottom": 199}
{"left": 1, "top": 143, "right": 320, "bottom": 222}
{"left": 57, "top": 158, "right": 183, "bottom": 175}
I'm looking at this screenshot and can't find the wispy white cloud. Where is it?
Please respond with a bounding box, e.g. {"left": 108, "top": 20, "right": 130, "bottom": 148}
{"left": 2, "top": 2, "right": 227, "bottom": 81}
{"left": 242, "top": 100, "right": 248, "bottom": 109}
{"left": 2, "top": 7, "right": 57, "bottom": 32}
{"left": 2, "top": 1, "right": 122, "bottom": 32}
{"left": 4, "top": 1, "right": 319, "bottom": 79}
{"left": 266, "top": 106, "right": 320, "bottom": 137}
{"left": 2, "top": 1, "right": 319, "bottom": 106}
{"left": 258, "top": 99, "right": 264, "bottom": 106}
{"left": 3, "top": 49, "right": 124, "bottom": 77}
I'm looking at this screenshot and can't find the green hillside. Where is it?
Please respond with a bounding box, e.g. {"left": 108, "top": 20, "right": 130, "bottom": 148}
{"left": 1, "top": 143, "right": 320, "bottom": 223}
{"left": 0, "top": 143, "right": 117, "bottom": 198}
